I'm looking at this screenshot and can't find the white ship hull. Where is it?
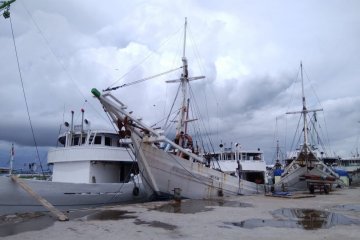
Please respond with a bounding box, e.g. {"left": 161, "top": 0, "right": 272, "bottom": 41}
{"left": 0, "top": 175, "right": 148, "bottom": 215}
{"left": 134, "top": 139, "right": 264, "bottom": 199}
{"left": 274, "top": 166, "right": 319, "bottom": 191}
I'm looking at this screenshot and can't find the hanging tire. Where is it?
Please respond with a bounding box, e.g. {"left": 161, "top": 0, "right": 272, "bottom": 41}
{"left": 324, "top": 185, "right": 330, "bottom": 194}
{"left": 133, "top": 186, "right": 140, "bottom": 196}
{"left": 309, "top": 184, "right": 315, "bottom": 194}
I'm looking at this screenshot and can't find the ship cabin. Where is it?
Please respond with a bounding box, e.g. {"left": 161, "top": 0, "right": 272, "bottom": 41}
{"left": 47, "top": 129, "right": 138, "bottom": 184}
{"left": 209, "top": 146, "right": 267, "bottom": 184}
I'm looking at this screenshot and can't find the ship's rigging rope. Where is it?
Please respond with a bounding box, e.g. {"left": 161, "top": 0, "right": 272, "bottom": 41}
{"left": 163, "top": 84, "right": 181, "bottom": 131}
{"left": 20, "top": 1, "right": 110, "bottom": 125}
{"left": 8, "top": 15, "right": 45, "bottom": 177}
{"left": 103, "top": 66, "right": 183, "bottom": 92}
{"left": 304, "top": 69, "right": 333, "bottom": 154}
{"left": 188, "top": 84, "right": 216, "bottom": 153}
{"left": 284, "top": 64, "right": 334, "bottom": 158}
{"left": 106, "top": 25, "right": 184, "bottom": 89}
{"left": 288, "top": 114, "right": 303, "bottom": 156}
{"left": 101, "top": 110, "right": 159, "bottom": 200}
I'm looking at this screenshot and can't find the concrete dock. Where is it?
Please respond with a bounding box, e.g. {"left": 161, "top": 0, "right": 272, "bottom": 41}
{"left": 1, "top": 186, "right": 359, "bottom": 240}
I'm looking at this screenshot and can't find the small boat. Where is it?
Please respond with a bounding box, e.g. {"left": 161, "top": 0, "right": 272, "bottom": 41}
{"left": 92, "top": 19, "right": 265, "bottom": 199}
{"left": 274, "top": 63, "right": 341, "bottom": 192}
{"left": 0, "top": 110, "right": 150, "bottom": 215}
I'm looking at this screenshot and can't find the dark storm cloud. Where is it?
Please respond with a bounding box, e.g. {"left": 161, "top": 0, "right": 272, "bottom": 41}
{"left": 0, "top": 122, "right": 59, "bottom": 147}
{"left": 1, "top": 0, "right": 360, "bottom": 165}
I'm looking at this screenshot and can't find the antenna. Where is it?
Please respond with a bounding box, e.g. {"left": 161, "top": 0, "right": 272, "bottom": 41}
{"left": 80, "top": 109, "right": 85, "bottom": 145}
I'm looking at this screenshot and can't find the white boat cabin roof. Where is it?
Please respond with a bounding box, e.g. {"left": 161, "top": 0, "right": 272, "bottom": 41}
{"left": 211, "top": 148, "right": 264, "bottom": 161}
{"left": 57, "top": 129, "right": 131, "bottom": 148}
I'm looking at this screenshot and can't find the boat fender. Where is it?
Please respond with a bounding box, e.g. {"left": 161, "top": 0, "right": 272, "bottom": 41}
{"left": 218, "top": 189, "right": 223, "bottom": 197}
{"left": 132, "top": 186, "right": 140, "bottom": 196}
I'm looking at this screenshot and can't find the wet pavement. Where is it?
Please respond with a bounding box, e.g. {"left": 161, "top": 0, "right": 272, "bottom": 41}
{"left": 150, "top": 199, "right": 252, "bottom": 214}
{"left": 84, "top": 210, "right": 137, "bottom": 221}
{"left": 1, "top": 186, "right": 360, "bottom": 239}
{"left": 332, "top": 203, "right": 360, "bottom": 212}
{"left": 134, "top": 219, "right": 177, "bottom": 231}
{"left": 227, "top": 208, "right": 360, "bottom": 230}
{"left": 0, "top": 212, "right": 54, "bottom": 237}
{"left": 0, "top": 199, "right": 251, "bottom": 237}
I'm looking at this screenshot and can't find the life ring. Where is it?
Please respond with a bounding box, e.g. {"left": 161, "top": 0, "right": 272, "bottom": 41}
{"left": 118, "top": 118, "right": 131, "bottom": 138}
{"left": 174, "top": 132, "right": 193, "bottom": 149}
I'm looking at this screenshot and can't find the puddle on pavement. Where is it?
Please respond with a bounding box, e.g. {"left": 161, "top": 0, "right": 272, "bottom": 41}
{"left": 151, "top": 199, "right": 252, "bottom": 214}
{"left": 66, "top": 209, "right": 97, "bottom": 219}
{"left": 227, "top": 208, "right": 360, "bottom": 230}
{"left": 349, "top": 184, "right": 360, "bottom": 189}
{"left": 0, "top": 212, "right": 55, "bottom": 237}
{"left": 0, "top": 208, "right": 137, "bottom": 237}
{"left": 84, "top": 210, "right": 137, "bottom": 221}
{"left": 332, "top": 204, "right": 360, "bottom": 212}
{"left": 134, "top": 219, "right": 177, "bottom": 230}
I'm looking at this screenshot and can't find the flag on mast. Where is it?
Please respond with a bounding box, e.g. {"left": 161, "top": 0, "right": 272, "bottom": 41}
{"left": 11, "top": 143, "right": 15, "bottom": 158}
{"left": 9, "top": 143, "right": 14, "bottom": 175}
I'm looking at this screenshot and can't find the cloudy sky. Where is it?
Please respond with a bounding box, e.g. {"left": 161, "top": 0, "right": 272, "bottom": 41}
{"left": 1, "top": 0, "right": 360, "bottom": 169}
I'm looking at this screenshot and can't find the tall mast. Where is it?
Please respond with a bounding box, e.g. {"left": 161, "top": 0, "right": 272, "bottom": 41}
{"left": 182, "top": 17, "right": 187, "bottom": 59}
{"left": 184, "top": 98, "right": 190, "bottom": 134}
{"left": 165, "top": 18, "right": 204, "bottom": 135}
{"left": 286, "top": 62, "right": 323, "bottom": 163}
{"left": 276, "top": 140, "right": 280, "bottom": 162}
{"left": 357, "top": 120, "right": 360, "bottom": 157}
{"left": 177, "top": 17, "right": 189, "bottom": 135}
{"left": 300, "top": 62, "right": 309, "bottom": 149}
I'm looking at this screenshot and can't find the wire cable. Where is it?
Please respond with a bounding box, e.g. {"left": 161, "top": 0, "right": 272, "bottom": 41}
{"left": 9, "top": 15, "right": 45, "bottom": 176}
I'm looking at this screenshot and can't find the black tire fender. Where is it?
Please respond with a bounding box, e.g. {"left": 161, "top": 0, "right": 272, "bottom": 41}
{"left": 133, "top": 186, "right": 140, "bottom": 196}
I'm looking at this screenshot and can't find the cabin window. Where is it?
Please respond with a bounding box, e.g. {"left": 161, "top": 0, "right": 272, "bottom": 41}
{"left": 94, "top": 136, "right": 102, "bottom": 145}
{"left": 105, "top": 137, "right": 112, "bottom": 146}
{"left": 254, "top": 154, "right": 261, "bottom": 160}
{"left": 59, "top": 137, "right": 66, "bottom": 146}
{"left": 73, "top": 137, "right": 79, "bottom": 146}
{"left": 118, "top": 141, "right": 130, "bottom": 148}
